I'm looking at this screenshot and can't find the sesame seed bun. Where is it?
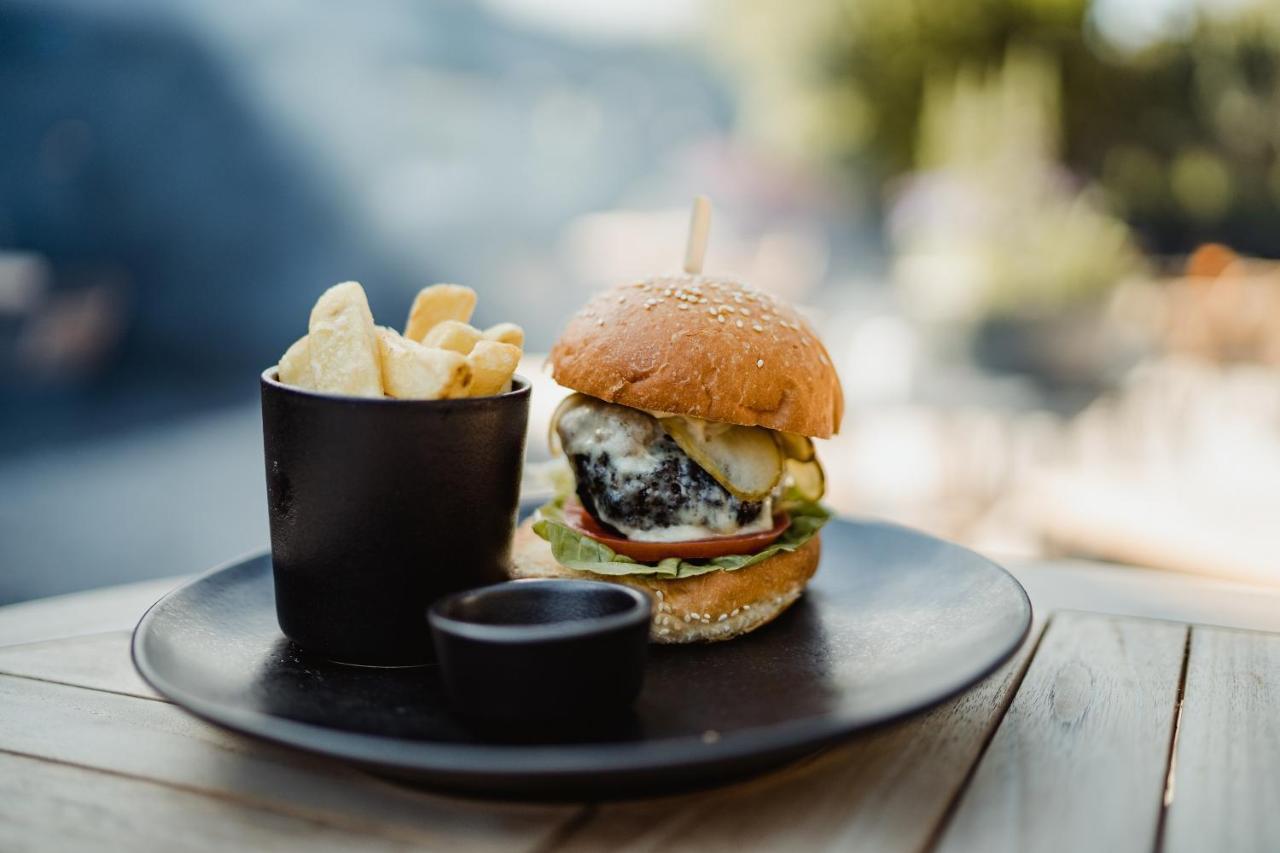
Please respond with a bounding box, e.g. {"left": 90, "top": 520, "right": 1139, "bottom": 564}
{"left": 549, "top": 275, "right": 844, "bottom": 438}
{"left": 508, "top": 517, "right": 822, "bottom": 643}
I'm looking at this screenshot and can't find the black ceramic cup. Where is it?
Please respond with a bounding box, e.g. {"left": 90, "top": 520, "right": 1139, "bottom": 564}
{"left": 261, "top": 369, "right": 530, "bottom": 665}
{"left": 428, "top": 579, "right": 651, "bottom": 721}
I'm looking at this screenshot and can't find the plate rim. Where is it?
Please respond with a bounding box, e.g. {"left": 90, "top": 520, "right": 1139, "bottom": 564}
{"left": 131, "top": 515, "right": 1032, "bottom": 782}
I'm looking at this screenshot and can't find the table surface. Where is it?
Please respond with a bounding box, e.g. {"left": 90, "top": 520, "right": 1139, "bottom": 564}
{"left": 2, "top": 556, "right": 1279, "bottom": 852}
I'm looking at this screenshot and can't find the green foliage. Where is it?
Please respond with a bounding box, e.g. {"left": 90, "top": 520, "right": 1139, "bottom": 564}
{"left": 893, "top": 47, "right": 1145, "bottom": 317}
{"left": 713, "top": 0, "right": 1280, "bottom": 251}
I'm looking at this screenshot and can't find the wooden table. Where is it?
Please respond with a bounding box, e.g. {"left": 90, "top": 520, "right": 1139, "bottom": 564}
{"left": 2, "top": 558, "right": 1278, "bottom": 852}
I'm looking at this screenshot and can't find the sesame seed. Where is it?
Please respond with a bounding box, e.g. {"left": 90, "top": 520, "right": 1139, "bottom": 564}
{"left": 596, "top": 318, "right": 605, "bottom": 326}
{"left": 617, "top": 295, "right": 626, "bottom": 303}
{"left": 717, "top": 315, "right": 725, "bottom": 323}
{"left": 736, "top": 319, "right": 744, "bottom": 328}
{"left": 752, "top": 324, "right": 763, "bottom": 332}
{"left": 706, "top": 307, "right": 716, "bottom": 316}
{"left": 678, "top": 303, "right": 689, "bottom": 310}
{"left": 756, "top": 359, "right": 764, "bottom": 368}
{"left": 718, "top": 614, "right": 727, "bottom": 622}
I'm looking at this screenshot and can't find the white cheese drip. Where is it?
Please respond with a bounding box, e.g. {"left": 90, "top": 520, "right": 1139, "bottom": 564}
{"left": 612, "top": 499, "right": 774, "bottom": 542}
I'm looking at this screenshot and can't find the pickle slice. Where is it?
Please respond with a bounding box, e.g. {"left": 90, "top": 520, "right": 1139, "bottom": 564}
{"left": 660, "top": 417, "right": 783, "bottom": 501}
{"left": 775, "top": 431, "right": 815, "bottom": 462}
{"left": 786, "top": 458, "right": 826, "bottom": 502}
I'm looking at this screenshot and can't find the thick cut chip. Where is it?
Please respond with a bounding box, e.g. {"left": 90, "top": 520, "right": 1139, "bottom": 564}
{"left": 467, "top": 340, "right": 521, "bottom": 397}
{"left": 422, "top": 320, "right": 482, "bottom": 354}
{"left": 277, "top": 335, "right": 313, "bottom": 389}
{"left": 483, "top": 322, "right": 524, "bottom": 348}
{"left": 377, "top": 327, "right": 472, "bottom": 399}
{"left": 405, "top": 284, "right": 476, "bottom": 342}
{"left": 307, "top": 281, "right": 383, "bottom": 397}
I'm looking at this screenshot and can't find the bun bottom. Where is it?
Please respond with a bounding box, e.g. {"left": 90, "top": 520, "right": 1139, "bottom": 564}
{"left": 507, "top": 518, "right": 821, "bottom": 643}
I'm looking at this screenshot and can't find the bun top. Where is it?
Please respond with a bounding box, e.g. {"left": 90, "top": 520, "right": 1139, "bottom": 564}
{"left": 549, "top": 274, "right": 844, "bottom": 438}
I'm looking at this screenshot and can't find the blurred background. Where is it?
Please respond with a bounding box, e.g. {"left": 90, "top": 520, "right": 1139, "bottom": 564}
{"left": 3, "top": 0, "right": 1279, "bottom": 604}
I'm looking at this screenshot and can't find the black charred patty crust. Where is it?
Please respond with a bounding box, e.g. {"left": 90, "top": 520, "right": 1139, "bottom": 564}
{"left": 557, "top": 397, "right": 766, "bottom": 535}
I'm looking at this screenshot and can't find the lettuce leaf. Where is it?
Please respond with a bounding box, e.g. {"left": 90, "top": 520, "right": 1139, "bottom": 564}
{"left": 531, "top": 495, "right": 830, "bottom": 579}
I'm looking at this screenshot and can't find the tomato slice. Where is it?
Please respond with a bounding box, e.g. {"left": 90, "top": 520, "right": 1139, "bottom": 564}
{"left": 561, "top": 502, "right": 790, "bottom": 562}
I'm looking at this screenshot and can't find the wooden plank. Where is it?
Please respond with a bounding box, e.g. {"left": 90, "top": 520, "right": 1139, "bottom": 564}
{"left": 1164, "top": 626, "right": 1280, "bottom": 853}
{"left": 934, "top": 612, "right": 1185, "bottom": 853}
{"left": 0, "top": 675, "right": 576, "bottom": 852}
{"left": 0, "top": 631, "right": 161, "bottom": 700}
{"left": 0, "top": 751, "right": 421, "bottom": 852}
{"left": 0, "top": 575, "right": 187, "bottom": 648}
{"left": 554, "top": 618, "right": 1046, "bottom": 852}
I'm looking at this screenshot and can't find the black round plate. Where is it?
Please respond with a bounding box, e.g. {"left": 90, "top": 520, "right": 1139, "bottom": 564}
{"left": 133, "top": 504, "right": 1031, "bottom": 799}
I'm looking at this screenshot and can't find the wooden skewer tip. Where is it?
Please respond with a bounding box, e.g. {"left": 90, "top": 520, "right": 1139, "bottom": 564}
{"left": 683, "top": 195, "right": 712, "bottom": 275}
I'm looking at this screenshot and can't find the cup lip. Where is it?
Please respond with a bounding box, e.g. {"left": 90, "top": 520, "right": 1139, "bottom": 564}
{"left": 428, "top": 579, "right": 652, "bottom": 645}
{"left": 261, "top": 367, "right": 531, "bottom": 406}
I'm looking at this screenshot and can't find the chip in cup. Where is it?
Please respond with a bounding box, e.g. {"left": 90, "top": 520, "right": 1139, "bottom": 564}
{"left": 377, "top": 327, "right": 472, "bottom": 400}
{"left": 422, "top": 320, "right": 483, "bottom": 355}
{"left": 277, "top": 335, "right": 313, "bottom": 389}
{"left": 467, "top": 340, "right": 522, "bottom": 397}
{"left": 277, "top": 281, "right": 522, "bottom": 400}
{"left": 307, "top": 281, "right": 383, "bottom": 397}
{"left": 405, "top": 284, "right": 477, "bottom": 343}
{"left": 483, "top": 322, "right": 524, "bottom": 348}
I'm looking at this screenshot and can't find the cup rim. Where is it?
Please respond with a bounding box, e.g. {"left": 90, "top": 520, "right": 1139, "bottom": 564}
{"left": 261, "top": 367, "right": 530, "bottom": 406}
{"left": 428, "top": 579, "right": 651, "bottom": 644}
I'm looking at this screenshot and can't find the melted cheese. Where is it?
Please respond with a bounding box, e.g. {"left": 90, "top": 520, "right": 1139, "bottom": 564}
{"left": 612, "top": 499, "right": 773, "bottom": 542}
{"left": 557, "top": 397, "right": 774, "bottom": 540}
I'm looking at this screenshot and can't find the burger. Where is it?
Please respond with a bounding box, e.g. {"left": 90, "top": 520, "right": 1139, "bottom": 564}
{"left": 509, "top": 273, "right": 843, "bottom": 642}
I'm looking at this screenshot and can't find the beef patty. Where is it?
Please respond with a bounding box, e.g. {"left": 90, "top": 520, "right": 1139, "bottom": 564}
{"left": 556, "top": 396, "right": 770, "bottom": 540}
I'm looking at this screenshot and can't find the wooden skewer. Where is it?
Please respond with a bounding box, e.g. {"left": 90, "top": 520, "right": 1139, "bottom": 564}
{"left": 683, "top": 195, "right": 711, "bottom": 275}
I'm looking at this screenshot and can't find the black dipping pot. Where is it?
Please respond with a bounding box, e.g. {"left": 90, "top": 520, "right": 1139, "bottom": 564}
{"left": 429, "top": 580, "right": 651, "bottom": 721}
{"left": 261, "top": 370, "right": 530, "bottom": 666}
